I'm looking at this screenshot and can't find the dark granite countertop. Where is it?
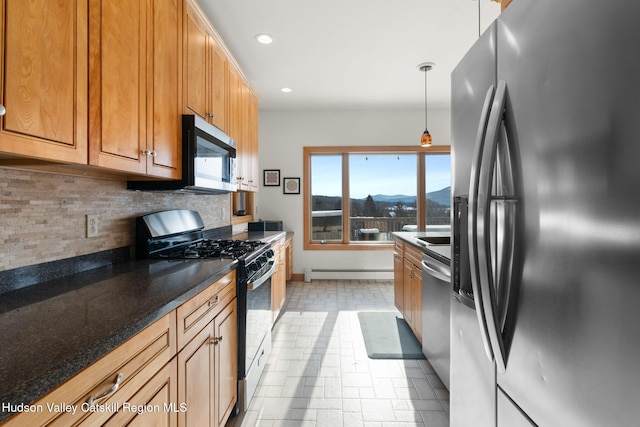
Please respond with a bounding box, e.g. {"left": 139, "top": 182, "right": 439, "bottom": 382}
{"left": 0, "top": 255, "right": 236, "bottom": 422}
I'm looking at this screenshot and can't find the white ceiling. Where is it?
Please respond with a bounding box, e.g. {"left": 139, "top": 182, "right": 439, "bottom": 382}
{"left": 198, "top": 0, "right": 501, "bottom": 111}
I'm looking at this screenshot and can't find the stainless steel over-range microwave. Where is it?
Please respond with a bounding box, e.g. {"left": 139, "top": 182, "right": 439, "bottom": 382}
{"left": 128, "top": 115, "right": 237, "bottom": 194}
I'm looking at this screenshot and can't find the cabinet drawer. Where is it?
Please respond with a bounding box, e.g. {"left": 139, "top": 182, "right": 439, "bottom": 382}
{"left": 404, "top": 243, "right": 422, "bottom": 267}
{"left": 394, "top": 238, "right": 404, "bottom": 256}
{"left": 101, "top": 358, "right": 178, "bottom": 427}
{"left": 2, "top": 311, "right": 177, "bottom": 427}
{"left": 176, "top": 271, "right": 236, "bottom": 350}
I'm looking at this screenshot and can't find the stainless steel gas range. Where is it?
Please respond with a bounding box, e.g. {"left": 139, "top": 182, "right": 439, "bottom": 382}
{"left": 135, "top": 209, "right": 275, "bottom": 413}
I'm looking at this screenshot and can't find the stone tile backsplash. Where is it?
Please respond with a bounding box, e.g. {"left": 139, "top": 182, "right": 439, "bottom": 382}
{"left": 0, "top": 168, "right": 230, "bottom": 271}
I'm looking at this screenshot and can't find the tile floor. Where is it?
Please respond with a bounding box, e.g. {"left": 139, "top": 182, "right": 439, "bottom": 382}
{"left": 227, "top": 279, "right": 450, "bottom": 427}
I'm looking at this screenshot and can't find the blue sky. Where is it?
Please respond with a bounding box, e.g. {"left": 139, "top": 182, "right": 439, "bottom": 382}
{"left": 311, "top": 154, "right": 450, "bottom": 198}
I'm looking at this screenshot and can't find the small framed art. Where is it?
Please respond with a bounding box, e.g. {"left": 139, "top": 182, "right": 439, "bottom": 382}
{"left": 283, "top": 177, "right": 300, "bottom": 194}
{"left": 263, "top": 169, "right": 280, "bottom": 186}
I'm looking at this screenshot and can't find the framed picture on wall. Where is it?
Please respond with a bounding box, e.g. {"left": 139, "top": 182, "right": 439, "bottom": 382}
{"left": 283, "top": 177, "right": 300, "bottom": 194}
{"left": 263, "top": 169, "right": 280, "bottom": 186}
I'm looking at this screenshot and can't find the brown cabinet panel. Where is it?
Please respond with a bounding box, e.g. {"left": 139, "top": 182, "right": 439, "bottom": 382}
{"left": 208, "top": 40, "right": 227, "bottom": 132}
{"left": 0, "top": 0, "right": 88, "bottom": 163}
{"left": 89, "top": 0, "right": 181, "bottom": 177}
{"left": 89, "top": 0, "right": 146, "bottom": 172}
{"left": 214, "top": 300, "right": 237, "bottom": 427}
{"left": 394, "top": 238, "right": 423, "bottom": 344}
{"left": 178, "top": 324, "right": 214, "bottom": 427}
{"left": 184, "top": 4, "right": 208, "bottom": 120}
{"left": 394, "top": 252, "right": 404, "bottom": 312}
{"left": 147, "top": 0, "right": 182, "bottom": 178}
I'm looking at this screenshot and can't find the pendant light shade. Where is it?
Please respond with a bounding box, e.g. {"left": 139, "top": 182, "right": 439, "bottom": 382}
{"left": 418, "top": 62, "right": 435, "bottom": 147}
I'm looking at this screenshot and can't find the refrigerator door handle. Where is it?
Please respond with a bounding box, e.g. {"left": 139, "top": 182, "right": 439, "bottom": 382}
{"left": 467, "top": 84, "right": 496, "bottom": 363}
{"left": 476, "top": 79, "right": 511, "bottom": 373}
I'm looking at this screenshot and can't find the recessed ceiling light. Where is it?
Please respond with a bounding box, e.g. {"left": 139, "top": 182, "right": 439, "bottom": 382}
{"left": 280, "top": 87, "right": 292, "bottom": 93}
{"left": 255, "top": 33, "right": 273, "bottom": 44}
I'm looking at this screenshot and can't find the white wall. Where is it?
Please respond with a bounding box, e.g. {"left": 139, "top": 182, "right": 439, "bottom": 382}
{"left": 257, "top": 108, "right": 451, "bottom": 279}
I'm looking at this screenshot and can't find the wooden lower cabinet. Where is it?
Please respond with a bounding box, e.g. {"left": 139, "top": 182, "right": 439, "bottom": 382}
{"left": 394, "top": 238, "right": 423, "bottom": 343}
{"left": 271, "top": 237, "right": 287, "bottom": 324}
{"left": 394, "top": 241, "right": 404, "bottom": 312}
{"left": 177, "top": 299, "right": 237, "bottom": 427}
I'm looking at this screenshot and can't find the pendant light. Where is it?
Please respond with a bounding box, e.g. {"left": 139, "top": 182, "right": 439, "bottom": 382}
{"left": 418, "top": 62, "right": 435, "bottom": 147}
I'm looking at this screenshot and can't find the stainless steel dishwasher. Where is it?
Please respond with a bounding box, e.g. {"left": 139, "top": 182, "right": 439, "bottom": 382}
{"left": 421, "top": 252, "right": 451, "bottom": 390}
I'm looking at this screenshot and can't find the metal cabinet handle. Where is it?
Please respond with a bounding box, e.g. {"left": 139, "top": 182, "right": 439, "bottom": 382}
{"left": 210, "top": 336, "right": 223, "bottom": 345}
{"left": 86, "top": 373, "right": 124, "bottom": 406}
{"left": 149, "top": 150, "right": 157, "bottom": 157}
{"left": 0, "top": 104, "right": 5, "bottom": 116}
{"left": 208, "top": 295, "right": 220, "bottom": 307}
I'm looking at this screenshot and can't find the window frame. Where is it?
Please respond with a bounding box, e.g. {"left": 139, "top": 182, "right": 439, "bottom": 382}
{"left": 303, "top": 145, "right": 451, "bottom": 250}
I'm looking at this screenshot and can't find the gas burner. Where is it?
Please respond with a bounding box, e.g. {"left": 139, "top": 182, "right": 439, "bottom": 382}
{"left": 167, "top": 239, "right": 265, "bottom": 260}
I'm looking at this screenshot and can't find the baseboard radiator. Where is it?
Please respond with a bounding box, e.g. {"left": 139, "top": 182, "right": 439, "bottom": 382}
{"left": 303, "top": 268, "right": 394, "bottom": 282}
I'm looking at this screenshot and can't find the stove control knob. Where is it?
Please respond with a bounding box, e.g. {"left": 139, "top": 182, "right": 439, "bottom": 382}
{"left": 265, "top": 249, "right": 275, "bottom": 259}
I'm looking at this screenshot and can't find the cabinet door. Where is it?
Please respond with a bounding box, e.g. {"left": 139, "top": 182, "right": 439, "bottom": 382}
{"left": 147, "top": 0, "right": 182, "bottom": 179}
{"left": 88, "top": 0, "right": 147, "bottom": 174}
{"left": 412, "top": 264, "right": 422, "bottom": 343}
{"left": 0, "top": 0, "right": 88, "bottom": 163}
{"left": 184, "top": 3, "right": 208, "bottom": 120}
{"left": 403, "top": 259, "right": 414, "bottom": 326}
{"left": 214, "top": 301, "right": 237, "bottom": 427}
{"left": 248, "top": 90, "right": 259, "bottom": 192}
{"left": 394, "top": 251, "right": 404, "bottom": 312}
{"left": 208, "top": 38, "right": 227, "bottom": 131}
{"left": 271, "top": 243, "right": 287, "bottom": 323}
{"left": 227, "top": 66, "right": 242, "bottom": 142}
{"left": 238, "top": 83, "right": 259, "bottom": 191}
{"left": 237, "top": 82, "right": 252, "bottom": 190}
{"left": 178, "top": 324, "right": 214, "bottom": 427}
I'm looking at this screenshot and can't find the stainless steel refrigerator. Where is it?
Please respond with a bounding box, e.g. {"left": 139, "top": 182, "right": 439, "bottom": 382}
{"left": 451, "top": 0, "right": 640, "bottom": 425}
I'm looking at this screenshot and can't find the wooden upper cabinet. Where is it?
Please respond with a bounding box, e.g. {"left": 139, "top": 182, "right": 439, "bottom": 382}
{"left": 147, "top": 0, "right": 183, "bottom": 178}
{"left": 227, "top": 66, "right": 242, "bottom": 142}
{"left": 0, "top": 0, "right": 88, "bottom": 163}
{"left": 89, "top": 0, "right": 147, "bottom": 174}
{"left": 184, "top": 1, "right": 227, "bottom": 132}
{"left": 184, "top": 4, "right": 208, "bottom": 121}
{"left": 237, "top": 82, "right": 259, "bottom": 192}
{"left": 208, "top": 39, "right": 227, "bottom": 132}
{"left": 88, "top": 0, "right": 181, "bottom": 178}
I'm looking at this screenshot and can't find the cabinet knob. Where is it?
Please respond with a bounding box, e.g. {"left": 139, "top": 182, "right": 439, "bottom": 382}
{"left": 207, "top": 112, "right": 215, "bottom": 119}
{"left": 149, "top": 150, "right": 157, "bottom": 157}
{"left": 0, "top": 104, "right": 5, "bottom": 116}
{"left": 210, "top": 336, "right": 223, "bottom": 345}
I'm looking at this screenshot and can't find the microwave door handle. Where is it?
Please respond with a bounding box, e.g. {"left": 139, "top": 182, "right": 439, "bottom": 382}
{"left": 468, "top": 84, "right": 497, "bottom": 363}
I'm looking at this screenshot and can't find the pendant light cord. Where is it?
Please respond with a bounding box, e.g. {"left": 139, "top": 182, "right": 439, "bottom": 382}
{"left": 478, "top": 0, "right": 481, "bottom": 38}
{"left": 424, "top": 67, "right": 428, "bottom": 129}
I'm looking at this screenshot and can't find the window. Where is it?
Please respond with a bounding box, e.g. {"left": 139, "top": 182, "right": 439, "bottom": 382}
{"left": 304, "top": 145, "right": 451, "bottom": 249}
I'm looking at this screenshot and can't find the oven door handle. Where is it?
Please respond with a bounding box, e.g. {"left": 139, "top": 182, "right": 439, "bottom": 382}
{"left": 247, "top": 261, "right": 276, "bottom": 290}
